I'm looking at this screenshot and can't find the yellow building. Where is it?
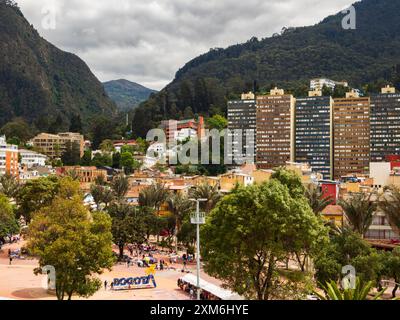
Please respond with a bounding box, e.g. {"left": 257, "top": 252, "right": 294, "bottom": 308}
{"left": 251, "top": 169, "right": 273, "bottom": 185}
{"left": 219, "top": 173, "right": 254, "bottom": 193}
{"left": 321, "top": 205, "right": 344, "bottom": 228}
{"left": 184, "top": 176, "right": 220, "bottom": 188}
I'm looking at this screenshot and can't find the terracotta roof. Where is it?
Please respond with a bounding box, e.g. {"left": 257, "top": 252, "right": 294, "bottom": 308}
{"left": 322, "top": 205, "right": 344, "bottom": 216}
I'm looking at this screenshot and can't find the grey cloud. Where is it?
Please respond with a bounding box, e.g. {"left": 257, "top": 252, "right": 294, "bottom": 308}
{"left": 18, "top": 0, "right": 353, "bottom": 90}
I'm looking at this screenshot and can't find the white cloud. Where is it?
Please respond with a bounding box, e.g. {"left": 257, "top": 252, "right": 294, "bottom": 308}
{"left": 17, "top": 0, "right": 354, "bottom": 90}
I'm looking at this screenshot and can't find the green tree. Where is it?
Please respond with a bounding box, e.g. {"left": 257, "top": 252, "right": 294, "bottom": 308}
{"left": 0, "top": 118, "right": 34, "bottom": 144}
{"left": 379, "top": 186, "right": 400, "bottom": 234}
{"left": 61, "top": 141, "right": 81, "bottom": 165}
{"left": 189, "top": 183, "right": 221, "bottom": 213}
{"left": 0, "top": 194, "right": 18, "bottom": 242}
{"left": 99, "top": 139, "right": 115, "bottom": 153}
{"left": 271, "top": 168, "right": 305, "bottom": 199}
{"left": 382, "top": 248, "right": 400, "bottom": 298}
{"left": 339, "top": 193, "right": 376, "bottom": 237}
{"left": 112, "top": 152, "right": 121, "bottom": 169}
{"left": 27, "top": 195, "right": 114, "bottom": 300}
{"left": 167, "top": 193, "right": 193, "bottom": 252}
{"left": 120, "top": 152, "right": 141, "bottom": 174}
{"left": 80, "top": 150, "right": 92, "bottom": 166}
{"left": 108, "top": 203, "right": 146, "bottom": 260}
{"left": 305, "top": 184, "right": 333, "bottom": 215}
{"left": 110, "top": 174, "right": 129, "bottom": 201}
{"left": 201, "top": 180, "right": 328, "bottom": 300}
{"left": 91, "top": 153, "right": 112, "bottom": 167}
{"left": 0, "top": 173, "right": 20, "bottom": 199}
{"left": 314, "top": 229, "right": 375, "bottom": 285}
{"left": 16, "top": 176, "right": 60, "bottom": 222}
{"left": 90, "top": 184, "right": 114, "bottom": 210}
{"left": 138, "top": 182, "right": 168, "bottom": 215}
{"left": 206, "top": 115, "right": 228, "bottom": 131}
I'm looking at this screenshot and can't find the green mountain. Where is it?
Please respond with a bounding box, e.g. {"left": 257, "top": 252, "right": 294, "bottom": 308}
{"left": 103, "top": 79, "right": 157, "bottom": 111}
{"left": 0, "top": 0, "right": 117, "bottom": 133}
{"left": 132, "top": 0, "right": 400, "bottom": 137}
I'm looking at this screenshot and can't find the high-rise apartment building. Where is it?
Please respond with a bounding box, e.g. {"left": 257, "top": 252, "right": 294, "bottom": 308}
{"left": 333, "top": 90, "right": 370, "bottom": 179}
{"left": 227, "top": 92, "right": 257, "bottom": 164}
{"left": 30, "top": 132, "right": 85, "bottom": 159}
{"left": 0, "top": 135, "right": 19, "bottom": 177}
{"left": 256, "top": 88, "right": 295, "bottom": 169}
{"left": 370, "top": 86, "right": 400, "bottom": 162}
{"left": 295, "top": 90, "right": 333, "bottom": 179}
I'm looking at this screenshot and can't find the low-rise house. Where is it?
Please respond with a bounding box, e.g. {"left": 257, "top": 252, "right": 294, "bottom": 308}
{"left": 321, "top": 205, "right": 344, "bottom": 228}
{"left": 219, "top": 172, "right": 254, "bottom": 193}
{"left": 19, "top": 149, "right": 47, "bottom": 168}
{"left": 113, "top": 140, "right": 138, "bottom": 153}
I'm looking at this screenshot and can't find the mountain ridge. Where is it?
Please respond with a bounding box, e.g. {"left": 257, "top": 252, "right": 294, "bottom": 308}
{"left": 0, "top": 0, "right": 117, "bottom": 134}
{"left": 103, "top": 79, "right": 157, "bottom": 111}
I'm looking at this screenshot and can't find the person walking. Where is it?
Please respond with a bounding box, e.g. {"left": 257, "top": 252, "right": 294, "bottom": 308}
{"left": 104, "top": 280, "right": 108, "bottom": 290}
{"left": 9, "top": 256, "right": 13, "bottom": 265}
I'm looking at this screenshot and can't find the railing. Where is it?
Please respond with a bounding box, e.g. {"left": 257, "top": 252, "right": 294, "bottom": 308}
{"left": 190, "top": 212, "right": 206, "bottom": 225}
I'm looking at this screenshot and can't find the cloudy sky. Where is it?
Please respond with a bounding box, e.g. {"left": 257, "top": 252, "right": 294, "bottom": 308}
{"left": 18, "top": 0, "right": 353, "bottom": 90}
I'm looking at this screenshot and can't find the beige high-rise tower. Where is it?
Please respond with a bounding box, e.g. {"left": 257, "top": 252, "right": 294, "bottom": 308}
{"left": 256, "top": 88, "right": 295, "bottom": 169}
{"left": 333, "top": 90, "right": 371, "bottom": 179}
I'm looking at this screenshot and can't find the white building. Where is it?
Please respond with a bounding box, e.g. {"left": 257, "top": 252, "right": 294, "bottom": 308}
{"left": 310, "top": 78, "right": 348, "bottom": 91}
{"left": 369, "top": 162, "right": 391, "bottom": 189}
{"left": 19, "top": 149, "right": 47, "bottom": 168}
{"left": 174, "top": 128, "right": 198, "bottom": 142}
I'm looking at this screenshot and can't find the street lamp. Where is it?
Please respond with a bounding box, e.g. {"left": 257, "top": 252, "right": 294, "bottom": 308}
{"left": 189, "top": 198, "right": 207, "bottom": 301}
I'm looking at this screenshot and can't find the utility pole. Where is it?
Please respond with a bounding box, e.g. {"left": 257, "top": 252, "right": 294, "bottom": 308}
{"left": 190, "top": 198, "right": 207, "bottom": 300}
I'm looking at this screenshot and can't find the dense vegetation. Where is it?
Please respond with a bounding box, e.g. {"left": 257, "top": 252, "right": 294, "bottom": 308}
{"left": 103, "top": 79, "right": 157, "bottom": 112}
{"left": 133, "top": 0, "right": 400, "bottom": 137}
{"left": 0, "top": 0, "right": 117, "bottom": 134}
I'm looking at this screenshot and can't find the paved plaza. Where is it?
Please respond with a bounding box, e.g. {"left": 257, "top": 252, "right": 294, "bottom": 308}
{"left": 0, "top": 241, "right": 220, "bottom": 300}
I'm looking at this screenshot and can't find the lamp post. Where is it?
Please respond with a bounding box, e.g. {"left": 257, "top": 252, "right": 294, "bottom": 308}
{"left": 190, "top": 198, "right": 207, "bottom": 301}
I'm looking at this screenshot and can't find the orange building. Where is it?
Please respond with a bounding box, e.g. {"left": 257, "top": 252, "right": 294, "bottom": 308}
{"left": 0, "top": 136, "right": 19, "bottom": 177}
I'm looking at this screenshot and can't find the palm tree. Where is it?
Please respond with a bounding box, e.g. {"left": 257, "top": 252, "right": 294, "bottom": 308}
{"left": 339, "top": 192, "right": 377, "bottom": 237}
{"left": 66, "top": 169, "right": 79, "bottom": 181}
{"left": 189, "top": 183, "right": 221, "bottom": 213}
{"left": 167, "top": 193, "right": 193, "bottom": 252}
{"left": 110, "top": 174, "right": 129, "bottom": 201}
{"left": 315, "top": 278, "right": 385, "bottom": 300}
{"left": 0, "top": 173, "right": 20, "bottom": 199}
{"left": 305, "top": 184, "right": 333, "bottom": 215}
{"left": 379, "top": 186, "right": 400, "bottom": 235}
{"left": 139, "top": 182, "right": 168, "bottom": 215}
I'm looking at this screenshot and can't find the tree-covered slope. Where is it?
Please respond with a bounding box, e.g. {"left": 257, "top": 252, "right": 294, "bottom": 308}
{"left": 0, "top": 0, "right": 117, "bottom": 133}
{"left": 103, "top": 79, "right": 157, "bottom": 112}
{"left": 133, "top": 0, "right": 400, "bottom": 137}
